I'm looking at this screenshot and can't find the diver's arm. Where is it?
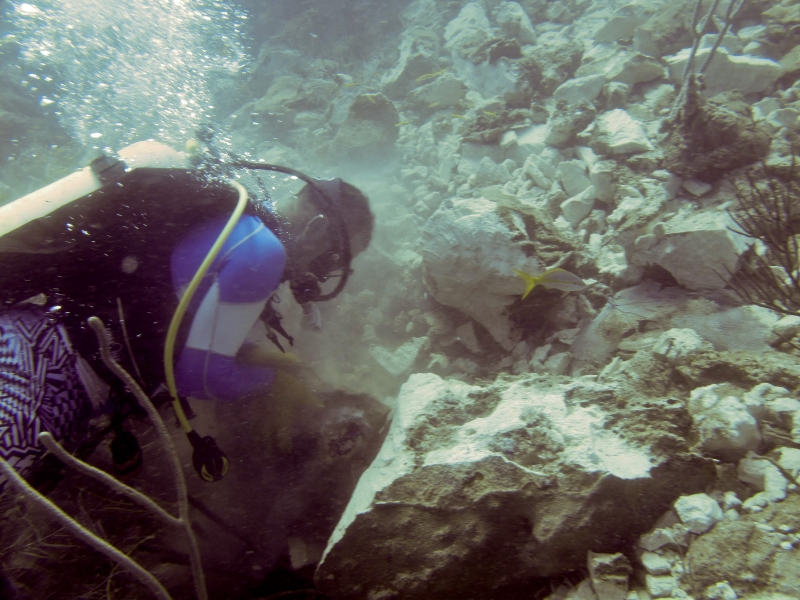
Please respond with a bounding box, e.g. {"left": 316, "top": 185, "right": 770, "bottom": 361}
{"left": 172, "top": 215, "right": 286, "bottom": 402}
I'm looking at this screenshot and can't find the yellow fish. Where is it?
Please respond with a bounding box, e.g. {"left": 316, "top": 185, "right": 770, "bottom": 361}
{"left": 483, "top": 110, "right": 499, "bottom": 117}
{"left": 395, "top": 120, "right": 411, "bottom": 127}
{"left": 514, "top": 268, "right": 586, "bottom": 300}
{"left": 428, "top": 101, "right": 441, "bottom": 108}
{"left": 451, "top": 113, "right": 465, "bottom": 119}
{"left": 416, "top": 68, "right": 447, "bottom": 82}
{"left": 343, "top": 81, "right": 361, "bottom": 88}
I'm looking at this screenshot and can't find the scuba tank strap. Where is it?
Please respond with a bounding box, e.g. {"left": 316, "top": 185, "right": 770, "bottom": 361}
{"left": 90, "top": 149, "right": 128, "bottom": 185}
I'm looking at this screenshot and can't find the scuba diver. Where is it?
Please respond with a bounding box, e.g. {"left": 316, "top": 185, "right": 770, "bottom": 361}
{"left": 0, "top": 130, "right": 374, "bottom": 488}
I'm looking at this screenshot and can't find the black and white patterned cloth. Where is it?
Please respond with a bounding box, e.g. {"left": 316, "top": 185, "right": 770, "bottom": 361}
{"left": 0, "top": 307, "right": 92, "bottom": 490}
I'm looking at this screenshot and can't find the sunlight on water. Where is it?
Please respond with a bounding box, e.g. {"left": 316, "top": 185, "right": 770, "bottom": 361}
{"left": 10, "top": 0, "right": 250, "bottom": 149}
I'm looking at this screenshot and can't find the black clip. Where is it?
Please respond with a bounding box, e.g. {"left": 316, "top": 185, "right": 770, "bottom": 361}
{"left": 187, "top": 431, "right": 229, "bottom": 482}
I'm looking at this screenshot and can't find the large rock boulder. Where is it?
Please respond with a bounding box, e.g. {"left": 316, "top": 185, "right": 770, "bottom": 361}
{"left": 315, "top": 372, "right": 715, "bottom": 599}
{"left": 665, "top": 48, "right": 782, "bottom": 97}
{"left": 381, "top": 29, "right": 441, "bottom": 98}
{"left": 420, "top": 196, "right": 533, "bottom": 350}
{"left": 662, "top": 91, "right": 771, "bottom": 182}
{"left": 320, "top": 93, "right": 399, "bottom": 165}
{"left": 444, "top": 2, "right": 493, "bottom": 60}
{"left": 642, "top": 209, "right": 752, "bottom": 291}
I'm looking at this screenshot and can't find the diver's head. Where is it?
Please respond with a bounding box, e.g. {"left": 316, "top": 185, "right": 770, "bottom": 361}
{"left": 276, "top": 178, "right": 374, "bottom": 303}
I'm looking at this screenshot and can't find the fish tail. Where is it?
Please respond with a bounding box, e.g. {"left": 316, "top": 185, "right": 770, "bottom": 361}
{"left": 513, "top": 269, "right": 539, "bottom": 300}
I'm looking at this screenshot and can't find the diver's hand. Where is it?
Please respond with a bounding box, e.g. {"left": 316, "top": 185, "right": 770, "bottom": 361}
{"left": 301, "top": 302, "right": 322, "bottom": 332}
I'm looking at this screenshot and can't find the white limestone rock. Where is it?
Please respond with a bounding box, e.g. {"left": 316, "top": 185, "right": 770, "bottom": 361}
{"left": 665, "top": 47, "right": 782, "bottom": 97}
{"left": 316, "top": 373, "right": 684, "bottom": 599}
{"left": 594, "top": 4, "right": 652, "bottom": 43}
{"left": 444, "top": 2, "right": 492, "bottom": 59}
{"left": 495, "top": 1, "right": 536, "bottom": 45}
{"left": 606, "top": 190, "right": 666, "bottom": 232}
{"left": 639, "top": 523, "right": 689, "bottom": 552}
{"left": 368, "top": 337, "right": 429, "bottom": 378}
{"left": 595, "top": 243, "right": 642, "bottom": 285}
{"left": 768, "top": 315, "right": 800, "bottom": 344}
{"left": 554, "top": 74, "right": 607, "bottom": 104}
{"left": 455, "top": 55, "right": 522, "bottom": 99}
{"left": 738, "top": 452, "right": 790, "bottom": 510}
{"left": 652, "top": 328, "right": 712, "bottom": 365}
{"left": 561, "top": 186, "right": 596, "bottom": 228}
{"left": 640, "top": 551, "right": 671, "bottom": 576}
{"left": 603, "top": 52, "right": 666, "bottom": 87}
{"left": 381, "top": 30, "right": 439, "bottom": 97}
{"left": 523, "top": 152, "right": 555, "bottom": 189}
{"left": 689, "top": 385, "right": 761, "bottom": 461}
{"left": 705, "top": 581, "right": 738, "bottom": 600}
{"left": 405, "top": 73, "right": 466, "bottom": 109}
{"left": 742, "top": 382, "right": 789, "bottom": 422}
{"left": 646, "top": 574, "right": 677, "bottom": 598}
{"left": 587, "top": 551, "right": 632, "bottom": 600}
{"left": 752, "top": 97, "right": 782, "bottom": 121}
{"left": 474, "top": 155, "right": 513, "bottom": 186}
{"left": 590, "top": 160, "right": 616, "bottom": 201}
{"left": 674, "top": 493, "right": 723, "bottom": 534}
{"left": 643, "top": 210, "right": 752, "bottom": 291}
{"left": 593, "top": 109, "right": 654, "bottom": 155}
{"left": 544, "top": 351, "right": 572, "bottom": 375}
{"left": 421, "top": 197, "right": 532, "bottom": 350}
{"left": 558, "top": 159, "right": 593, "bottom": 197}
{"left": 681, "top": 179, "right": 712, "bottom": 197}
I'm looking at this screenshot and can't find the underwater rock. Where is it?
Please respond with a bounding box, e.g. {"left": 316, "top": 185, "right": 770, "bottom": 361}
{"left": 689, "top": 385, "right": 761, "bottom": 462}
{"left": 662, "top": 91, "right": 771, "bottom": 182}
{"left": 404, "top": 73, "right": 466, "bottom": 111}
{"left": 444, "top": 2, "right": 492, "bottom": 61}
{"left": 674, "top": 493, "right": 724, "bottom": 534}
{"left": 473, "top": 155, "right": 513, "bottom": 186}
{"left": 320, "top": 93, "right": 399, "bottom": 164}
{"left": 495, "top": 1, "right": 536, "bottom": 45}
{"left": 420, "top": 196, "right": 533, "bottom": 350}
{"left": 681, "top": 493, "right": 800, "bottom": 597}
{"left": 603, "top": 52, "right": 665, "bottom": 87}
{"left": 546, "top": 100, "right": 597, "bottom": 147}
{"left": 642, "top": 209, "right": 751, "bottom": 291}
{"left": 368, "top": 337, "right": 429, "bottom": 378}
{"left": 652, "top": 329, "right": 712, "bottom": 366}
{"left": 553, "top": 73, "right": 606, "bottom": 105}
{"left": 381, "top": 29, "right": 440, "bottom": 98}
{"left": 569, "top": 282, "right": 778, "bottom": 367}
{"left": 587, "top": 551, "right": 632, "bottom": 600}
{"left": 315, "top": 372, "right": 714, "bottom": 599}
{"left": 557, "top": 159, "right": 592, "bottom": 197}
{"left": 665, "top": 47, "right": 782, "bottom": 97}
{"left": 521, "top": 32, "right": 585, "bottom": 100}
{"left": 560, "top": 186, "right": 596, "bottom": 228}
{"left": 737, "top": 452, "right": 790, "bottom": 509}
{"left": 594, "top": 3, "right": 653, "bottom": 44}
{"left": 632, "top": 0, "right": 697, "bottom": 58}
{"left": 590, "top": 109, "right": 654, "bottom": 155}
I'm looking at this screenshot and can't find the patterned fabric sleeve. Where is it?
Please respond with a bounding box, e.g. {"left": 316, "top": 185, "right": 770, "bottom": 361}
{"left": 0, "top": 307, "right": 96, "bottom": 490}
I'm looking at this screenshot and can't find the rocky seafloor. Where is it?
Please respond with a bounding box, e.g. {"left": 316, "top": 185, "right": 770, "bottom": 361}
{"left": 2, "top": 0, "right": 800, "bottom": 599}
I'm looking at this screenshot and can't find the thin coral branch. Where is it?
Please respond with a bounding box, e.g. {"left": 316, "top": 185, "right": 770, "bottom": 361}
{"left": 37, "top": 432, "right": 180, "bottom": 529}
{"left": 727, "top": 160, "right": 800, "bottom": 317}
{"left": 86, "top": 316, "right": 208, "bottom": 600}
{"left": 667, "top": 0, "right": 747, "bottom": 126}
{"left": 0, "top": 457, "right": 173, "bottom": 600}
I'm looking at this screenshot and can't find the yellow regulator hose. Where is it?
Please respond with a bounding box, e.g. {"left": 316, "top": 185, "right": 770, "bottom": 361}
{"left": 164, "top": 180, "right": 248, "bottom": 432}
